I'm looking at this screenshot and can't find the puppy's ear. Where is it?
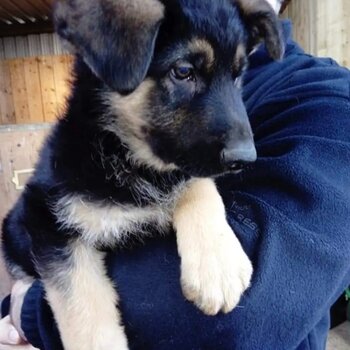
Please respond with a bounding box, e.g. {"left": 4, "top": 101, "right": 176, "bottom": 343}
{"left": 54, "top": 0, "right": 164, "bottom": 93}
{"left": 234, "top": 0, "right": 285, "bottom": 59}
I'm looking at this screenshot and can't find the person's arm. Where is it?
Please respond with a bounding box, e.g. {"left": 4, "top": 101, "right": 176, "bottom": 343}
{"left": 215, "top": 44, "right": 350, "bottom": 349}
{"left": 0, "top": 280, "right": 38, "bottom": 350}
{"left": 0, "top": 316, "right": 35, "bottom": 350}
{"left": 2, "top": 40, "right": 350, "bottom": 350}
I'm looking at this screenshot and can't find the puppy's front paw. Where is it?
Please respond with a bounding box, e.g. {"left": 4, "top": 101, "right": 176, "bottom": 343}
{"left": 180, "top": 223, "right": 252, "bottom": 315}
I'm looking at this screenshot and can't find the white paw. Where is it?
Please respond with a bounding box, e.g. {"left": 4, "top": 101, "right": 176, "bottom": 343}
{"left": 180, "top": 223, "right": 252, "bottom": 315}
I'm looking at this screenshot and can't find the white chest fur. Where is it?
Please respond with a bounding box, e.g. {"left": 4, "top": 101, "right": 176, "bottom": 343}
{"left": 53, "top": 194, "right": 175, "bottom": 246}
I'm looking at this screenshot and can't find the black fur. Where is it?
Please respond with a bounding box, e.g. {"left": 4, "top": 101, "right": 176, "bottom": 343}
{"left": 2, "top": 0, "right": 283, "bottom": 301}
{"left": 54, "top": 0, "right": 165, "bottom": 93}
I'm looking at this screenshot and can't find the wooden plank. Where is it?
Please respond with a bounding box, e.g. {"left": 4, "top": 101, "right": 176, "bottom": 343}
{"left": 53, "top": 55, "right": 71, "bottom": 116}
{"left": 325, "top": 0, "right": 342, "bottom": 63}
{"left": 309, "top": 0, "right": 318, "bottom": 56}
{"left": 65, "top": 54, "right": 75, "bottom": 102}
{"left": 343, "top": 0, "right": 350, "bottom": 67}
{"left": 283, "top": 0, "right": 348, "bottom": 66}
{"left": 65, "top": 54, "right": 75, "bottom": 67}
{"left": 24, "top": 57, "right": 45, "bottom": 122}
{"left": 65, "top": 55, "right": 75, "bottom": 80}
{"left": 38, "top": 55, "right": 58, "bottom": 122}
{"left": 0, "top": 60, "right": 16, "bottom": 124}
{"left": 0, "top": 126, "right": 50, "bottom": 299}
{"left": 0, "top": 127, "right": 49, "bottom": 219}
{"left": 0, "top": 54, "right": 73, "bottom": 126}
{"left": 290, "top": 0, "right": 312, "bottom": 53}
{"left": 9, "top": 58, "right": 30, "bottom": 124}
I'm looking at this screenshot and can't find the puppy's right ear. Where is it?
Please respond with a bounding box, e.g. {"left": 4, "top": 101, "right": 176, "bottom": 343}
{"left": 234, "top": 0, "right": 285, "bottom": 60}
{"left": 54, "top": 0, "right": 164, "bottom": 93}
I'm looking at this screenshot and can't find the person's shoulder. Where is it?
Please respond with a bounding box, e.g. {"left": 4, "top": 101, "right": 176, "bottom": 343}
{"left": 244, "top": 39, "right": 350, "bottom": 115}
{"left": 246, "top": 19, "right": 350, "bottom": 86}
{"left": 281, "top": 44, "right": 350, "bottom": 95}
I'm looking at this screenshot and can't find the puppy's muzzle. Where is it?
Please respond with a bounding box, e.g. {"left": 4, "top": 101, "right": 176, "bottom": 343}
{"left": 220, "top": 140, "right": 257, "bottom": 172}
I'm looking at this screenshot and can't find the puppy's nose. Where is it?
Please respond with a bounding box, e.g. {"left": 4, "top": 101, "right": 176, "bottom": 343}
{"left": 221, "top": 143, "right": 257, "bottom": 170}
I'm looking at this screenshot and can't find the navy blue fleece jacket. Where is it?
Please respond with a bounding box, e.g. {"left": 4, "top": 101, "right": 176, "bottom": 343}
{"left": 2, "top": 21, "right": 350, "bottom": 350}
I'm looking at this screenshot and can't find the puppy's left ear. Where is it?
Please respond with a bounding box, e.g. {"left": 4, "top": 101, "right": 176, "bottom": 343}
{"left": 54, "top": 0, "right": 165, "bottom": 93}
{"left": 234, "top": 0, "right": 285, "bottom": 59}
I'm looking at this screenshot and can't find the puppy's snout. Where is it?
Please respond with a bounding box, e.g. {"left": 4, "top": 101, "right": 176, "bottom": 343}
{"left": 220, "top": 142, "right": 257, "bottom": 171}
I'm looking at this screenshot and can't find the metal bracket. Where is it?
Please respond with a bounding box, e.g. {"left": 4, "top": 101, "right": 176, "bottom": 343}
{"left": 11, "top": 169, "right": 35, "bottom": 190}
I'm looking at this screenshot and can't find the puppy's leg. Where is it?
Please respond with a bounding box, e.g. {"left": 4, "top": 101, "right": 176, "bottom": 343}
{"left": 173, "top": 178, "right": 253, "bottom": 315}
{"left": 41, "top": 241, "right": 128, "bottom": 350}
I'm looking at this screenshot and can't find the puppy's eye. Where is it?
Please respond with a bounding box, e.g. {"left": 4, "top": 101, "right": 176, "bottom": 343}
{"left": 171, "top": 65, "right": 195, "bottom": 81}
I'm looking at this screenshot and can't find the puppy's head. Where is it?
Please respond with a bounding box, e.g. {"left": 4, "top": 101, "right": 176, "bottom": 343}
{"left": 54, "top": 0, "right": 284, "bottom": 177}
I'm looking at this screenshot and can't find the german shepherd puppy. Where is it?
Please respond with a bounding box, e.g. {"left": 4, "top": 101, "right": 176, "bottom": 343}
{"left": 2, "top": 0, "right": 283, "bottom": 348}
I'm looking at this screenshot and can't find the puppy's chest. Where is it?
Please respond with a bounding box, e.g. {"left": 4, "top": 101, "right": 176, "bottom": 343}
{"left": 53, "top": 188, "right": 181, "bottom": 246}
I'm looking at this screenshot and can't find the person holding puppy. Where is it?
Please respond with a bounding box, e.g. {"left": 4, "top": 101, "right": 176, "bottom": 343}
{"left": 1, "top": 0, "right": 350, "bottom": 349}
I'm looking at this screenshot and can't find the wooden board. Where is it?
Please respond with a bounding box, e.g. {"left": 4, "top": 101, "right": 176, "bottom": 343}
{"left": 24, "top": 57, "right": 45, "bottom": 123}
{"left": 53, "top": 55, "right": 71, "bottom": 117}
{"left": 0, "top": 54, "right": 74, "bottom": 125}
{"left": 0, "top": 125, "right": 50, "bottom": 223}
{"left": 37, "top": 55, "right": 58, "bottom": 122}
{"left": 0, "top": 124, "right": 50, "bottom": 299}
{"left": 283, "top": 0, "right": 350, "bottom": 68}
{"left": 0, "top": 60, "right": 16, "bottom": 125}
{"left": 8, "top": 58, "right": 31, "bottom": 124}
{"left": 343, "top": 0, "right": 350, "bottom": 67}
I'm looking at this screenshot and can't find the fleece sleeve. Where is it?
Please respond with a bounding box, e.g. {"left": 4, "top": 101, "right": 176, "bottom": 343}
{"left": 216, "top": 49, "right": 350, "bottom": 349}
{"left": 3, "top": 44, "right": 350, "bottom": 350}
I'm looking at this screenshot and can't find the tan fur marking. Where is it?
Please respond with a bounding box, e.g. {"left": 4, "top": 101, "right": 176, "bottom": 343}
{"left": 54, "top": 193, "right": 173, "bottom": 246}
{"left": 233, "top": 0, "right": 283, "bottom": 60}
{"left": 104, "top": 80, "right": 178, "bottom": 171}
{"left": 106, "top": 79, "right": 154, "bottom": 139}
{"left": 45, "top": 242, "right": 128, "bottom": 350}
{"left": 233, "top": 0, "right": 273, "bottom": 15}
{"left": 174, "top": 178, "right": 253, "bottom": 315}
{"left": 56, "top": 0, "right": 164, "bottom": 50}
{"left": 188, "top": 38, "right": 215, "bottom": 70}
{"left": 232, "top": 44, "right": 246, "bottom": 88}
{"left": 55, "top": 0, "right": 165, "bottom": 78}
{"left": 112, "top": 0, "right": 164, "bottom": 25}
{"left": 233, "top": 43, "right": 246, "bottom": 73}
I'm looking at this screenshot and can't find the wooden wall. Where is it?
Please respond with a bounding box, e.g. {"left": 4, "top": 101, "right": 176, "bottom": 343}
{"left": 0, "top": 55, "right": 74, "bottom": 125}
{"left": 283, "top": 0, "right": 350, "bottom": 67}
{"left": 0, "top": 34, "right": 74, "bottom": 125}
{"left": 0, "top": 125, "right": 50, "bottom": 299}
